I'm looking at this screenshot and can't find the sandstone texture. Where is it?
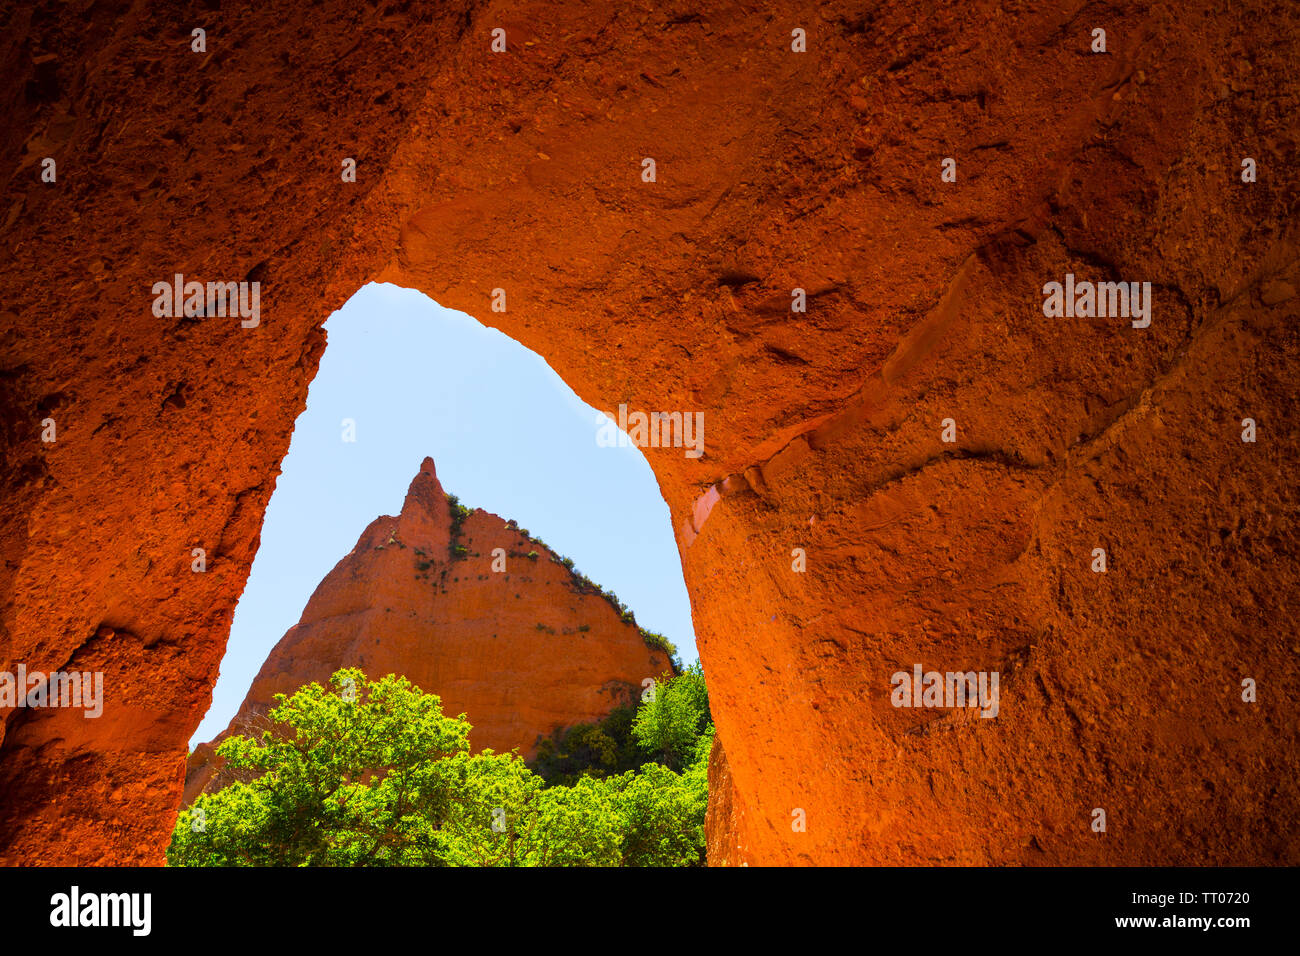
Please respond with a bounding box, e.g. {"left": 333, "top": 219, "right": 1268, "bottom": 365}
{"left": 182, "top": 456, "right": 673, "bottom": 805}
{"left": 0, "top": 0, "right": 1297, "bottom": 865}
{"left": 705, "top": 736, "right": 751, "bottom": 866}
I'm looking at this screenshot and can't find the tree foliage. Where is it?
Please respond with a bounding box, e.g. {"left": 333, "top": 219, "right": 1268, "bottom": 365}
{"left": 532, "top": 702, "right": 649, "bottom": 786}
{"left": 631, "top": 661, "right": 711, "bottom": 771}
{"left": 170, "top": 664, "right": 713, "bottom": 867}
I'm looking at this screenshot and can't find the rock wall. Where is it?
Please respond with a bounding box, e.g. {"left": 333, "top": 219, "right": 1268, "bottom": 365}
{"left": 0, "top": 0, "right": 1296, "bottom": 864}
{"left": 182, "top": 456, "right": 673, "bottom": 804}
{"left": 704, "top": 737, "right": 751, "bottom": 867}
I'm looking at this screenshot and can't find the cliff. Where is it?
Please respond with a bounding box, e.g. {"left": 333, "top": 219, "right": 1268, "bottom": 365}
{"left": 183, "top": 457, "right": 673, "bottom": 803}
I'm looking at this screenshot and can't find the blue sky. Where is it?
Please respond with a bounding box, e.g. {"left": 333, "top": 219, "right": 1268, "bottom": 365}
{"left": 191, "top": 282, "right": 696, "bottom": 746}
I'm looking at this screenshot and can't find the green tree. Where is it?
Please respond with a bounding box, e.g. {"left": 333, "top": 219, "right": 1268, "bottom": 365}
{"left": 631, "top": 660, "right": 711, "bottom": 771}
{"left": 605, "top": 737, "right": 711, "bottom": 866}
{"left": 170, "top": 666, "right": 713, "bottom": 867}
{"left": 171, "top": 670, "right": 549, "bottom": 866}
{"left": 531, "top": 701, "right": 651, "bottom": 786}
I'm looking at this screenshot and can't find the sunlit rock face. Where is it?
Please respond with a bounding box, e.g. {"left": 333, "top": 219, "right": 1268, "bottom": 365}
{"left": 705, "top": 737, "right": 751, "bottom": 867}
{"left": 1, "top": 0, "right": 1297, "bottom": 864}
{"left": 181, "top": 457, "right": 672, "bottom": 804}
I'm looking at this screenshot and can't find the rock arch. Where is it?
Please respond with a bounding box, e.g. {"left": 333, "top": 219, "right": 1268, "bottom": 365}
{"left": 1, "top": 0, "right": 1297, "bottom": 864}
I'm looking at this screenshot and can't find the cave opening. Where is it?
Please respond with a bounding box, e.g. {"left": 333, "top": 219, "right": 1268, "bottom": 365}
{"left": 190, "top": 281, "right": 698, "bottom": 749}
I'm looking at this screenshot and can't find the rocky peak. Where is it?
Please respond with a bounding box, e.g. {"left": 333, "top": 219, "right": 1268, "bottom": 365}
{"left": 184, "top": 456, "right": 674, "bottom": 803}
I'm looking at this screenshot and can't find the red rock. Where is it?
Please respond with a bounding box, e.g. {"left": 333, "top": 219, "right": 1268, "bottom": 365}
{"left": 0, "top": 0, "right": 1297, "bottom": 866}
{"left": 705, "top": 736, "right": 751, "bottom": 867}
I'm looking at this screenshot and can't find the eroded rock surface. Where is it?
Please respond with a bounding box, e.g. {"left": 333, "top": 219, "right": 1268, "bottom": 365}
{"left": 0, "top": 0, "right": 1297, "bottom": 864}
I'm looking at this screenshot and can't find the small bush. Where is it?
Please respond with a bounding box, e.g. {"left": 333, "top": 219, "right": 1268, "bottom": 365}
{"left": 638, "top": 629, "right": 679, "bottom": 667}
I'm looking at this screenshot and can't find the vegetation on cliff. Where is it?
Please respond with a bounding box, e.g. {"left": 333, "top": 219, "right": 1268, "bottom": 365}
{"left": 532, "top": 661, "right": 709, "bottom": 784}
{"left": 499, "top": 516, "right": 683, "bottom": 668}
{"left": 168, "top": 664, "right": 711, "bottom": 866}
